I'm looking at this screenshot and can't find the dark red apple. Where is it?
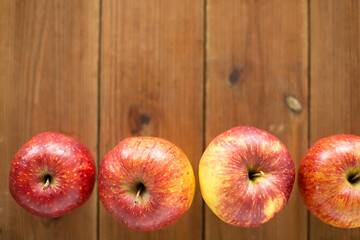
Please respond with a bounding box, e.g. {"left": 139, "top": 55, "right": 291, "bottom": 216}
{"left": 9, "top": 132, "right": 96, "bottom": 218}
{"left": 199, "top": 126, "right": 295, "bottom": 227}
{"left": 299, "top": 134, "right": 360, "bottom": 228}
{"left": 98, "top": 137, "right": 195, "bottom": 231}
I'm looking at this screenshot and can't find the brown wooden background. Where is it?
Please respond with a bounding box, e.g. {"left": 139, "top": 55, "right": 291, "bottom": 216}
{"left": 0, "top": 0, "right": 359, "bottom": 239}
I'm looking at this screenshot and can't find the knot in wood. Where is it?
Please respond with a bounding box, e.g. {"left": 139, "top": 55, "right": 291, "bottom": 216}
{"left": 285, "top": 95, "right": 302, "bottom": 113}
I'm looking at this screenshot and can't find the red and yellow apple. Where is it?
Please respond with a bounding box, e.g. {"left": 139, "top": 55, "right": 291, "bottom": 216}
{"left": 98, "top": 136, "right": 195, "bottom": 231}
{"left": 9, "top": 132, "right": 96, "bottom": 218}
{"left": 199, "top": 126, "right": 295, "bottom": 227}
{"left": 299, "top": 134, "right": 360, "bottom": 228}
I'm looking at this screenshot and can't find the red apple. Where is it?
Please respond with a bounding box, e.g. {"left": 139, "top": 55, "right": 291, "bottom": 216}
{"left": 9, "top": 132, "right": 96, "bottom": 218}
{"left": 98, "top": 137, "right": 195, "bottom": 231}
{"left": 299, "top": 134, "right": 360, "bottom": 228}
{"left": 199, "top": 126, "right": 295, "bottom": 227}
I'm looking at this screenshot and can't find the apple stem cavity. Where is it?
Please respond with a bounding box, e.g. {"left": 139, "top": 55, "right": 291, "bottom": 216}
{"left": 248, "top": 169, "right": 265, "bottom": 181}
{"left": 349, "top": 172, "right": 360, "bottom": 184}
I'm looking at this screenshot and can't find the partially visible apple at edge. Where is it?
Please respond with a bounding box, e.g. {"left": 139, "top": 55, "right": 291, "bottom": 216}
{"left": 299, "top": 134, "right": 360, "bottom": 228}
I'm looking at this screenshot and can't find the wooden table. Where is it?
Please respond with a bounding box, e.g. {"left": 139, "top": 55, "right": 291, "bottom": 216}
{"left": 1, "top": 0, "right": 359, "bottom": 239}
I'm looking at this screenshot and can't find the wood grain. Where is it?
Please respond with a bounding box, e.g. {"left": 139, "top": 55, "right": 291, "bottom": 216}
{"left": 0, "top": 0, "right": 99, "bottom": 239}
{"left": 310, "top": 0, "right": 360, "bottom": 239}
{"left": 99, "top": 0, "right": 203, "bottom": 239}
{"left": 205, "top": 0, "right": 308, "bottom": 239}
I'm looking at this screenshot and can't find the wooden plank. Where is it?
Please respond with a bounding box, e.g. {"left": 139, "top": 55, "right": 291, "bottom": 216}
{"left": 0, "top": 1, "right": 99, "bottom": 239}
{"left": 205, "top": 0, "right": 308, "bottom": 239}
{"left": 310, "top": 1, "right": 360, "bottom": 239}
{"left": 99, "top": 0, "right": 203, "bottom": 239}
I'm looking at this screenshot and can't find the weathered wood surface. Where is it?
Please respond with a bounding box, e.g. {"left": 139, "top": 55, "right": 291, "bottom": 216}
{"left": 205, "top": 0, "right": 308, "bottom": 239}
{"left": 0, "top": 0, "right": 99, "bottom": 239}
{"left": 99, "top": 0, "right": 204, "bottom": 240}
{"left": 310, "top": 1, "right": 360, "bottom": 239}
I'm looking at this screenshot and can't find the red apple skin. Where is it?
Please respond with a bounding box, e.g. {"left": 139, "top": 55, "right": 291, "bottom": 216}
{"left": 9, "top": 132, "right": 96, "bottom": 218}
{"left": 98, "top": 137, "right": 195, "bottom": 231}
{"left": 299, "top": 135, "right": 360, "bottom": 228}
{"left": 199, "top": 126, "right": 295, "bottom": 227}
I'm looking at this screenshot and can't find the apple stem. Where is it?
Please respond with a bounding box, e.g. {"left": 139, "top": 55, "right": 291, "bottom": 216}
{"left": 43, "top": 178, "right": 50, "bottom": 190}
{"left": 251, "top": 171, "right": 265, "bottom": 177}
{"left": 351, "top": 173, "right": 360, "bottom": 182}
{"left": 134, "top": 185, "right": 143, "bottom": 204}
